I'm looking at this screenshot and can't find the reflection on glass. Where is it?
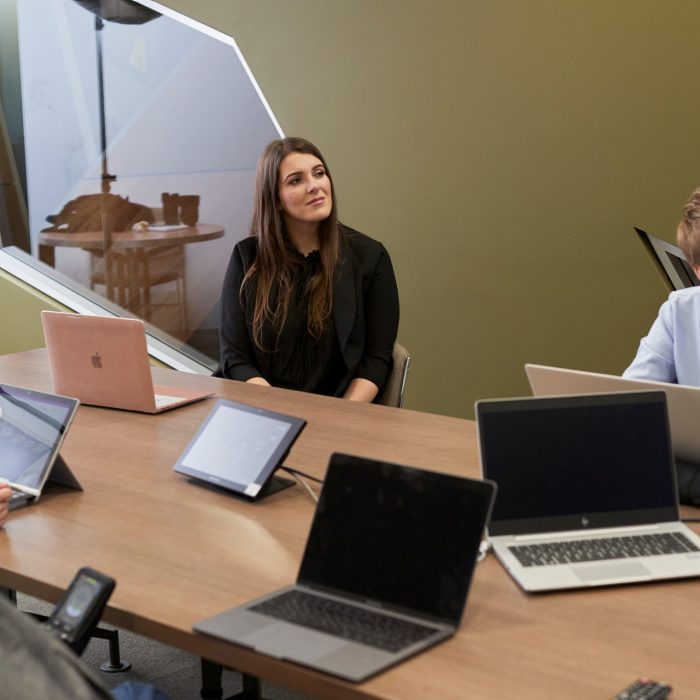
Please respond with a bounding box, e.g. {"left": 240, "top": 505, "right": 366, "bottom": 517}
{"left": 17, "top": 0, "right": 281, "bottom": 362}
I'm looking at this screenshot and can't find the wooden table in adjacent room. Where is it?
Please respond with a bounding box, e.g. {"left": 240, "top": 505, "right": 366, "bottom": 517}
{"left": 37, "top": 225, "right": 224, "bottom": 321}
{"left": 37, "top": 224, "right": 224, "bottom": 268}
{"left": 0, "top": 348, "right": 699, "bottom": 700}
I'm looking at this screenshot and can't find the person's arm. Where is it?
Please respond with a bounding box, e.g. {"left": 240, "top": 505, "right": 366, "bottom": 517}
{"left": 0, "top": 595, "right": 114, "bottom": 700}
{"left": 345, "top": 243, "right": 400, "bottom": 402}
{"left": 623, "top": 297, "right": 676, "bottom": 383}
{"left": 0, "top": 483, "right": 11, "bottom": 527}
{"left": 343, "top": 377, "right": 379, "bottom": 402}
{"left": 216, "top": 243, "right": 268, "bottom": 384}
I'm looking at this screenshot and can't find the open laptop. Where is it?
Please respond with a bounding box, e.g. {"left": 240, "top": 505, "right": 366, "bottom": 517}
{"left": 194, "top": 453, "right": 496, "bottom": 682}
{"left": 525, "top": 363, "right": 700, "bottom": 465}
{"left": 0, "top": 383, "right": 81, "bottom": 510}
{"left": 41, "top": 311, "right": 213, "bottom": 413}
{"left": 476, "top": 391, "right": 700, "bottom": 593}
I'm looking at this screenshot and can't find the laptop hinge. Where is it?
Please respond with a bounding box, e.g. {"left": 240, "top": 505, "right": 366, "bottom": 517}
{"left": 297, "top": 583, "right": 451, "bottom": 628}
{"left": 512, "top": 523, "right": 662, "bottom": 541}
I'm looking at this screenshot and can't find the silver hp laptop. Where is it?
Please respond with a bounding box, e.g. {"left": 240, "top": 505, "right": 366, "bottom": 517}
{"left": 526, "top": 363, "right": 700, "bottom": 464}
{"left": 195, "top": 453, "right": 496, "bottom": 682}
{"left": 42, "top": 311, "right": 213, "bottom": 413}
{"left": 476, "top": 391, "right": 700, "bottom": 593}
{"left": 0, "top": 383, "right": 81, "bottom": 510}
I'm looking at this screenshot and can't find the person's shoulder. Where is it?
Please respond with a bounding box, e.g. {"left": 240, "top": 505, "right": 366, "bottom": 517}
{"left": 340, "top": 224, "right": 388, "bottom": 256}
{"left": 232, "top": 235, "right": 258, "bottom": 265}
{"left": 235, "top": 235, "right": 258, "bottom": 254}
{"left": 667, "top": 286, "right": 700, "bottom": 305}
{"left": 663, "top": 287, "right": 700, "bottom": 317}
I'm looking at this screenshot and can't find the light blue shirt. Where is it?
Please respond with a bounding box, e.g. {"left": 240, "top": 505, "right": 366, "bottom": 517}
{"left": 624, "top": 287, "right": 700, "bottom": 386}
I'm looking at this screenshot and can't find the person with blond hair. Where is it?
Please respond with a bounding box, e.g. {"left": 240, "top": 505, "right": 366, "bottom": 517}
{"left": 624, "top": 186, "right": 700, "bottom": 384}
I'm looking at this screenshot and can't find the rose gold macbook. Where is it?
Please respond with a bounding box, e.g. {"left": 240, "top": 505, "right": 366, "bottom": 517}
{"left": 41, "top": 311, "right": 213, "bottom": 413}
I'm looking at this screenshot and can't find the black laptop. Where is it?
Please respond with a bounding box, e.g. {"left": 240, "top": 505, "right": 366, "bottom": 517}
{"left": 477, "top": 391, "right": 700, "bottom": 592}
{"left": 194, "top": 453, "right": 496, "bottom": 682}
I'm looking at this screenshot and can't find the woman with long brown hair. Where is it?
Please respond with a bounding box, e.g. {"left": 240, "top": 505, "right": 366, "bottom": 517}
{"left": 215, "top": 137, "right": 399, "bottom": 402}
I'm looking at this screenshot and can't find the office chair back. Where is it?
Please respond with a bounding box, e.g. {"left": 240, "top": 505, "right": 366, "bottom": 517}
{"left": 376, "top": 342, "right": 411, "bottom": 408}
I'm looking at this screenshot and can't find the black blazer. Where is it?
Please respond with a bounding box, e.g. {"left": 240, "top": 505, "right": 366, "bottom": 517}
{"left": 214, "top": 226, "right": 400, "bottom": 396}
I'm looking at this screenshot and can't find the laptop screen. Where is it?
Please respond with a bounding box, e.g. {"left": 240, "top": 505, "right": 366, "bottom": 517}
{"left": 477, "top": 391, "right": 678, "bottom": 536}
{"left": 0, "top": 384, "right": 78, "bottom": 491}
{"left": 298, "top": 454, "right": 495, "bottom": 624}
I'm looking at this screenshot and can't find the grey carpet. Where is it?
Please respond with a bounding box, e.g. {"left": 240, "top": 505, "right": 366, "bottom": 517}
{"left": 17, "top": 593, "right": 312, "bottom": 700}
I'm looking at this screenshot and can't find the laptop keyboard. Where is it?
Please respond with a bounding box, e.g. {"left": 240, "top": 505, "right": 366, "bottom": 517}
{"left": 154, "top": 394, "right": 180, "bottom": 408}
{"left": 250, "top": 589, "right": 438, "bottom": 653}
{"left": 509, "top": 532, "right": 700, "bottom": 567}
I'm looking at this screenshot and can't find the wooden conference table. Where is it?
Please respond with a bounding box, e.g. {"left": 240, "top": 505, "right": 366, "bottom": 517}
{"left": 1, "top": 348, "right": 699, "bottom": 699}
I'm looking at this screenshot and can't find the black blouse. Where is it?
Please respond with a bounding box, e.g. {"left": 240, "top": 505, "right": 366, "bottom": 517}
{"left": 266, "top": 250, "right": 346, "bottom": 395}
{"left": 214, "top": 226, "right": 400, "bottom": 398}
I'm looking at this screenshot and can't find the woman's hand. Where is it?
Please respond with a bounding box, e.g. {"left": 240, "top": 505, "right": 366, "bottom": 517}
{"left": 0, "top": 484, "right": 12, "bottom": 528}
{"left": 246, "top": 377, "right": 272, "bottom": 387}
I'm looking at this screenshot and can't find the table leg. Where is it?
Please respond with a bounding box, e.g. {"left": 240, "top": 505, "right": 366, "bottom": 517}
{"left": 201, "top": 659, "right": 224, "bottom": 700}
{"left": 200, "top": 661, "right": 267, "bottom": 700}
{"left": 0, "top": 587, "right": 17, "bottom": 605}
{"left": 38, "top": 245, "right": 55, "bottom": 267}
{"left": 126, "top": 250, "right": 141, "bottom": 315}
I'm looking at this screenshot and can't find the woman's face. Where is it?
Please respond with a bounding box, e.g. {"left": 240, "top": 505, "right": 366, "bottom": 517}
{"left": 277, "top": 151, "right": 333, "bottom": 229}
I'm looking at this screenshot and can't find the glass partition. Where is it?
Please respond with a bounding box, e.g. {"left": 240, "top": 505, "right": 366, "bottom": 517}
{"left": 15, "top": 0, "right": 281, "bottom": 363}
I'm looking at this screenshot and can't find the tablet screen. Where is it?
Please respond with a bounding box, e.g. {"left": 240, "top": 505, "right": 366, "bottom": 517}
{"left": 173, "top": 400, "right": 305, "bottom": 498}
{"left": 0, "top": 384, "right": 79, "bottom": 491}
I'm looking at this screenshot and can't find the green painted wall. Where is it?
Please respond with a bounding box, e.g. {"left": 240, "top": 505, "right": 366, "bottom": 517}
{"left": 0, "top": 269, "right": 66, "bottom": 354}
{"left": 0, "top": 270, "right": 171, "bottom": 367}
{"left": 5, "top": 1, "right": 696, "bottom": 417}
{"left": 157, "top": 0, "right": 689, "bottom": 417}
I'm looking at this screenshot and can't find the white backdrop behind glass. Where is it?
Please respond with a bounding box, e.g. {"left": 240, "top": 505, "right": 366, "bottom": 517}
{"left": 17, "top": 0, "right": 281, "bottom": 360}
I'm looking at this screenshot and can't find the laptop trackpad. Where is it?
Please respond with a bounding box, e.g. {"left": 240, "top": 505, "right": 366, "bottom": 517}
{"left": 241, "top": 622, "right": 346, "bottom": 661}
{"left": 574, "top": 561, "right": 652, "bottom": 583}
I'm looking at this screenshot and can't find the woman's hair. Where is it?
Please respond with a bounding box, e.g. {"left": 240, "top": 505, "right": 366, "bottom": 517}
{"left": 243, "top": 137, "right": 341, "bottom": 349}
{"left": 677, "top": 186, "right": 700, "bottom": 266}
